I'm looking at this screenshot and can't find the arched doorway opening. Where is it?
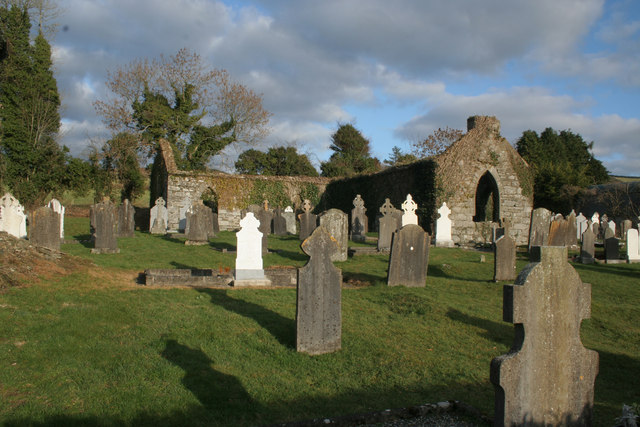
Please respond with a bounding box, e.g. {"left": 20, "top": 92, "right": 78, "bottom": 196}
{"left": 474, "top": 171, "right": 500, "bottom": 222}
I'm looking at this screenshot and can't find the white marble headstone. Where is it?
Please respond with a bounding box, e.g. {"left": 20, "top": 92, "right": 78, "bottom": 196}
{"left": 401, "top": 194, "right": 418, "bottom": 226}
{"left": 0, "top": 193, "right": 27, "bottom": 238}
{"left": 626, "top": 229, "right": 640, "bottom": 262}
{"left": 235, "top": 212, "right": 269, "bottom": 284}
{"left": 435, "top": 202, "right": 454, "bottom": 247}
{"left": 608, "top": 220, "right": 616, "bottom": 235}
{"left": 591, "top": 212, "right": 600, "bottom": 224}
{"left": 47, "top": 198, "right": 65, "bottom": 239}
{"left": 576, "top": 213, "right": 587, "bottom": 240}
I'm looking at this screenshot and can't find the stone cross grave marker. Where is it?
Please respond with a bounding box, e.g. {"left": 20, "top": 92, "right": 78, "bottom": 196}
{"left": 401, "top": 194, "right": 418, "bottom": 226}
{"left": 580, "top": 226, "right": 596, "bottom": 264}
{"left": 298, "top": 199, "right": 317, "bottom": 241}
{"left": 377, "top": 198, "right": 398, "bottom": 251}
{"left": 576, "top": 213, "right": 587, "bottom": 241}
{"left": 490, "top": 246, "right": 598, "bottom": 426}
{"left": 91, "top": 200, "right": 119, "bottom": 254}
{"left": 185, "top": 202, "right": 211, "bottom": 245}
{"left": 350, "top": 194, "right": 367, "bottom": 242}
{"left": 117, "top": 199, "right": 136, "bottom": 238}
{"left": 528, "top": 207, "right": 551, "bottom": 249}
{"left": 0, "top": 193, "right": 27, "bottom": 239}
{"left": 319, "top": 208, "right": 348, "bottom": 262}
{"left": 627, "top": 228, "right": 640, "bottom": 263}
{"left": 435, "top": 202, "right": 454, "bottom": 247}
{"left": 243, "top": 204, "right": 269, "bottom": 252}
{"left": 29, "top": 206, "right": 61, "bottom": 251}
{"left": 494, "top": 234, "right": 516, "bottom": 282}
{"left": 387, "top": 224, "right": 430, "bottom": 287}
{"left": 272, "top": 207, "right": 287, "bottom": 236}
{"left": 150, "top": 197, "right": 168, "bottom": 234}
{"left": 283, "top": 206, "right": 296, "bottom": 234}
{"left": 296, "top": 226, "right": 342, "bottom": 355}
{"left": 47, "top": 198, "right": 65, "bottom": 240}
{"left": 235, "top": 212, "right": 270, "bottom": 286}
{"left": 604, "top": 227, "right": 620, "bottom": 263}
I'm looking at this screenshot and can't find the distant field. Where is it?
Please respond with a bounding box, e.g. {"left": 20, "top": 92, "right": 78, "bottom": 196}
{"left": 611, "top": 175, "right": 640, "bottom": 183}
{"left": 0, "top": 217, "right": 638, "bottom": 426}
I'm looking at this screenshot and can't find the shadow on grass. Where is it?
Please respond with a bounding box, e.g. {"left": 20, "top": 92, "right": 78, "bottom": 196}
{"left": 446, "top": 308, "right": 513, "bottom": 347}
{"left": 269, "top": 249, "right": 309, "bottom": 263}
{"left": 196, "top": 288, "right": 296, "bottom": 349}
{"left": 72, "top": 233, "right": 93, "bottom": 248}
{"left": 209, "top": 241, "right": 236, "bottom": 251}
{"left": 161, "top": 339, "right": 260, "bottom": 417}
{"left": 573, "top": 261, "right": 640, "bottom": 280}
{"left": 428, "top": 264, "right": 491, "bottom": 283}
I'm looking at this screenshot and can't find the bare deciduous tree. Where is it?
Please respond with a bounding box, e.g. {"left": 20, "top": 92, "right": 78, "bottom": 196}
{"left": 410, "top": 126, "right": 463, "bottom": 158}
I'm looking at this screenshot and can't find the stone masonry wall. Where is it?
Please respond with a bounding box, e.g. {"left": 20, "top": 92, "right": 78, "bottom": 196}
{"left": 436, "top": 116, "right": 533, "bottom": 245}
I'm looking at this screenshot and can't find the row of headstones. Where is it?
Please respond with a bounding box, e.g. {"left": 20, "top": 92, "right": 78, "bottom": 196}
{"left": 0, "top": 193, "right": 66, "bottom": 251}
{"left": 237, "top": 209, "right": 597, "bottom": 425}
{"left": 89, "top": 199, "right": 137, "bottom": 254}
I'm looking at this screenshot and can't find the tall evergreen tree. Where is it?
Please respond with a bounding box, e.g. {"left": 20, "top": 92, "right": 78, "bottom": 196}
{"left": 0, "top": 5, "right": 64, "bottom": 207}
{"left": 320, "top": 123, "right": 381, "bottom": 177}
{"left": 516, "top": 127, "right": 609, "bottom": 213}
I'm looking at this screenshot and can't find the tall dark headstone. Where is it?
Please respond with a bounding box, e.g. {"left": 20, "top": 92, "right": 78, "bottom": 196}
{"left": 604, "top": 227, "right": 620, "bottom": 263}
{"left": 298, "top": 199, "right": 317, "bottom": 241}
{"left": 387, "top": 224, "right": 430, "bottom": 287}
{"left": 117, "top": 199, "right": 136, "bottom": 237}
{"left": 350, "top": 194, "right": 367, "bottom": 242}
{"left": 91, "top": 200, "right": 119, "bottom": 254}
{"left": 494, "top": 234, "right": 516, "bottom": 282}
{"left": 296, "top": 226, "right": 342, "bottom": 355}
{"left": 378, "top": 198, "right": 398, "bottom": 251}
{"left": 29, "top": 206, "right": 61, "bottom": 251}
{"left": 272, "top": 208, "right": 287, "bottom": 236}
{"left": 185, "top": 202, "right": 211, "bottom": 245}
{"left": 490, "top": 246, "right": 598, "bottom": 426}
{"left": 528, "top": 207, "right": 551, "bottom": 249}
{"left": 580, "top": 227, "right": 595, "bottom": 264}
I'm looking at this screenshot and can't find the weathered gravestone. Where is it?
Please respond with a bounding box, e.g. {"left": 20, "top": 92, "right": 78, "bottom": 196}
{"left": 608, "top": 220, "right": 616, "bottom": 237}
{"left": 566, "top": 211, "right": 578, "bottom": 248}
{"left": 548, "top": 214, "right": 571, "bottom": 247}
{"left": 387, "top": 224, "right": 430, "bottom": 287}
{"left": 319, "top": 208, "right": 348, "bottom": 262}
{"left": 90, "top": 200, "right": 119, "bottom": 254}
{"left": 283, "top": 206, "right": 296, "bottom": 234}
{"left": 350, "top": 194, "right": 367, "bottom": 242}
{"left": 627, "top": 229, "right": 640, "bottom": 263}
{"left": 401, "top": 194, "right": 418, "bottom": 226}
{"left": 234, "top": 212, "right": 270, "bottom": 287}
{"left": 604, "top": 227, "right": 620, "bottom": 263}
{"left": 576, "top": 213, "right": 588, "bottom": 241}
{"left": 528, "top": 207, "right": 551, "bottom": 249}
{"left": 377, "top": 198, "right": 398, "bottom": 251}
{"left": 0, "top": 193, "right": 27, "bottom": 239}
{"left": 29, "top": 206, "right": 61, "bottom": 251}
{"left": 296, "top": 226, "right": 342, "bottom": 355}
{"left": 272, "top": 208, "right": 287, "bottom": 236}
{"left": 435, "top": 202, "right": 454, "bottom": 247}
{"left": 149, "top": 197, "right": 168, "bottom": 234}
{"left": 580, "top": 227, "right": 596, "bottom": 264}
{"left": 494, "top": 234, "right": 516, "bottom": 282}
{"left": 185, "top": 202, "right": 211, "bottom": 245}
{"left": 117, "top": 199, "right": 136, "bottom": 238}
{"left": 47, "top": 198, "right": 65, "bottom": 240}
{"left": 298, "top": 199, "right": 317, "bottom": 241}
{"left": 490, "top": 246, "right": 598, "bottom": 426}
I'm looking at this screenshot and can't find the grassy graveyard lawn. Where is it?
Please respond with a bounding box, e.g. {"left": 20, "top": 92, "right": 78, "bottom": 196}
{"left": 0, "top": 217, "right": 638, "bottom": 426}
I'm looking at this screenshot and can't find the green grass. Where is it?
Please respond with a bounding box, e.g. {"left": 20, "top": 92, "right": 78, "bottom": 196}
{"left": 0, "top": 217, "right": 638, "bottom": 426}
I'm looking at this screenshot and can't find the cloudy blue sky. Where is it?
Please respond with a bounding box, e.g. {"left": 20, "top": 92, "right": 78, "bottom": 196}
{"left": 52, "top": 0, "right": 640, "bottom": 176}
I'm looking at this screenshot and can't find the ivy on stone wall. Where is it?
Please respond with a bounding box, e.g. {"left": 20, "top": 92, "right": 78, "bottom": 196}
{"left": 321, "top": 160, "right": 437, "bottom": 233}
{"left": 299, "top": 183, "right": 321, "bottom": 208}
{"left": 248, "top": 180, "right": 291, "bottom": 208}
